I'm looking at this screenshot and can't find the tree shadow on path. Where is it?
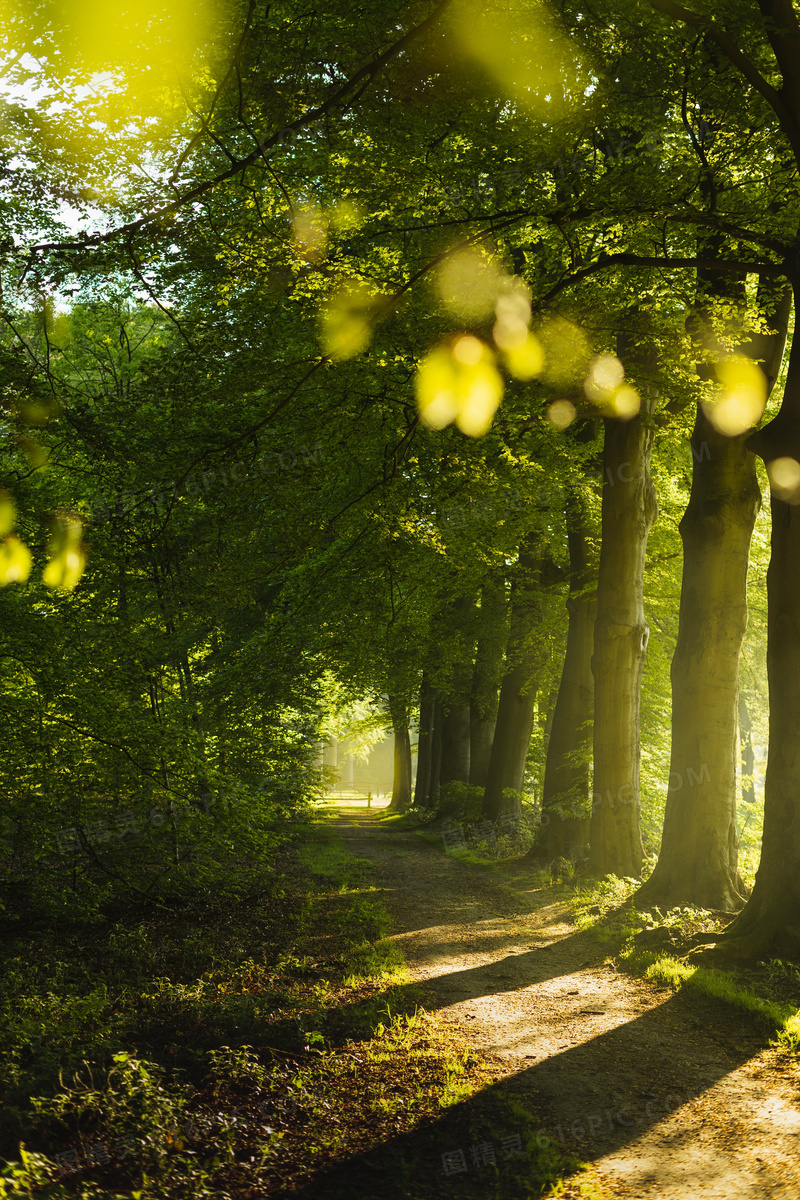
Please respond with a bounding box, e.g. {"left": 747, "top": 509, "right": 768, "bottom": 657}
{"left": 292, "top": 810, "right": 791, "bottom": 1199}
{"left": 292, "top": 989, "right": 770, "bottom": 1199}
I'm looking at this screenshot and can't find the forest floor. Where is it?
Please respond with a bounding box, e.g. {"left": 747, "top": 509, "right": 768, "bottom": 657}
{"left": 5, "top": 804, "right": 800, "bottom": 1200}
{"left": 317, "top": 804, "right": 800, "bottom": 1200}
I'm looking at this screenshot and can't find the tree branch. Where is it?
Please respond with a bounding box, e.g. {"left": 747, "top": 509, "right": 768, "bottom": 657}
{"left": 25, "top": 0, "right": 455, "bottom": 261}
{"left": 169, "top": 0, "right": 257, "bottom": 184}
{"left": 757, "top": 1, "right": 800, "bottom": 132}
{"left": 666, "top": 210, "right": 790, "bottom": 255}
{"left": 648, "top": 0, "right": 800, "bottom": 157}
{"left": 538, "top": 252, "right": 785, "bottom": 306}
{"left": 648, "top": 1, "right": 779, "bottom": 108}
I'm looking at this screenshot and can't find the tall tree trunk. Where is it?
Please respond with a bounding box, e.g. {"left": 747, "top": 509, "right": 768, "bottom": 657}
{"left": 439, "top": 703, "right": 471, "bottom": 787}
{"left": 739, "top": 695, "right": 756, "bottom": 810}
{"left": 638, "top": 409, "right": 755, "bottom": 907}
{"left": 541, "top": 494, "right": 597, "bottom": 860}
{"left": 437, "top": 595, "right": 474, "bottom": 788}
{"left": 719, "top": 293, "right": 800, "bottom": 956}
{"left": 704, "top": 5, "right": 800, "bottom": 955}
{"left": 589, "top": 366, "right": 657, "bottom": 877}
{"left": 638, "top": 281, "right": 788, "bottom": 910}
{"left": 469, "top": 707, "right": 495, "bottom": 791}
{"left": 429, "top": 694, "right": 443, "bottom": 807}
{"left": 388, "top": 696, "right": 412, "bottom": 812}
{"left": 413, "top": 672, "right": 434, "bottom": 807}
{"left": 482, "top": 537, "right": 549, "bottom": 821}
{"left": 469, "top": 575, "right": 507, "bottom": 789}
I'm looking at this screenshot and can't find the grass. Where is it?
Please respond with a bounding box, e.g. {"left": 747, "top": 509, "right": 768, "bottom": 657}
{"left": 414, "top": 830, "right": 441, "bottom": 847}
{"left": 571, "top": 876, "right": 800, "bottom": 1054}
{"left": 622, "top": 953, "right": 800, "bottom": 1052}
{"left": 418, "top": 803, "right": 800, "bottom": 1092}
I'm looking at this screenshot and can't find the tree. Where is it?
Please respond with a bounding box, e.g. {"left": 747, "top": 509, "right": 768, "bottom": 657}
{"left": 589, "top": 328, "right": 658, "bottom": 878}
{"left": 538, "top": 489, "right": 597, "bottom": 860}
{"left": 639, "top": 273, "right": 789, "bottom": 911}
{"left": 469, "top": 574, "right": 507, "bottom": 789}
{"left": 388, "top": 695, "right": 414, "bottom": 811}
{"left": 634, "top": 0, "right": 800, "bottom": 957}
{"left": 482, "top": 533, "right": 553, "bottom": 821}
{"left": 739, "top": 694, "right": 757, "bottom": 810}
{"left": 413, "top": 672, "right": 435, "bottom": 806}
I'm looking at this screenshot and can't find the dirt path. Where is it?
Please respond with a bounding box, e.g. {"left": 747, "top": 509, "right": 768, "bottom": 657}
{"left": 331, "top": 806, "right": 800, "bottom": 1199}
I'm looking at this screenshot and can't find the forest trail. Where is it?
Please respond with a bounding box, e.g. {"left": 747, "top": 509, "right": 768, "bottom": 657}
{"left": 331, "top": 806, "right": 800, "bottom": 1200}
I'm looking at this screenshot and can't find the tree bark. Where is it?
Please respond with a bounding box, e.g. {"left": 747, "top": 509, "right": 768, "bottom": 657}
{"left": 541, "top": 493, "right": 597, "bottom": 860}
{"left": 469, "top": 575, "right": 507, "bottom": 789}
{"left": 413, "top": 672, "right": 435, "bottom": 807}
{"left": 437, "top": 594, "right": 474, "bottom": 788}
{"left": 718, "top": 483, "right": 800, "bottom": 953}
{"left": 718, "top": 300, "right": 800, "bottom": 956}
{"left": 482, "top": 537, "right": 549, "bottom": 821}
{"left": 388, "top": 696, "right": 413, "bottom": 812}
{"left": 469, "top": 709, "right": 495, "bottom": 791}
{"left": 638, "top": 409, "right": 755, "bottom": 908}
{"left": 638, "top": 280, "right": 788, "bottom": 911}
{"left": 739, "top": 695, "right": 756, "bottom": 810}
{"left": 439, "top": 703, "right": 471, "bottom": 786}
{"left": 429, "top": 694, "right": 443, "bottom": 807}
{"left": 589, "top": 387, "right": 657, "bottom": 878}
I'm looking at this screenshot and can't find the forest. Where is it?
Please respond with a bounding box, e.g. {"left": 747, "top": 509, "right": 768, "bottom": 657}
{"left": 2, "top": 1, "right": 800, "bottom": 1196}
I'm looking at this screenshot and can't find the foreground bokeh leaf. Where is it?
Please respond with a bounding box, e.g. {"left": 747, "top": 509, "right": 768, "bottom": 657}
{"left": 582, "top": 354, "right": 640, "bottom": 419}
{"left": 437, "top": 249, "right": 506, "bottom": 319}
{"left": 416, "top": 337, "right": 504, "bottom": 437}
{"left": 612, "top": 385, "right": 641, "bottom": 419}
{"left": 42, "top": 546, "right": 87, "bottom": 591}
{"left": 42, "top": 517, "right": 87, "bottom": 591}
{"left": 449, "top": 0, "right": 587, "bottom": 119}
{"left": 767, "top": 457, "right": 800, "bottom": 504}
{"left": 704, "top": 355, "right": 767, "bottom": 436}
{"left": 0, "top": 535, "right": 32, "bottom": 585}
{"left": 320, "top": 281, "right": 382, "bottom": 360}
{"left": 584, "top": 354, "right": 625, "bottom": 401}
{"left": 547, "top": 399, "right": 576, "bottom": 430}
{"left": 0, "top": 490, "right": 15, "bottom": 537}
{"left": 539, "top": 317, "right": 591, "bottom": 386}
{"left": 504, "top": 332, "right": 545, "bottom": 380}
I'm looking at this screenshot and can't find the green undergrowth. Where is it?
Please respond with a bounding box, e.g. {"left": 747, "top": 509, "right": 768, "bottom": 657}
{"left": 572, "top": 877, "right": 800, "bottom": 1054}
{"left": 413, "top": 820, "right": 554, "bottom": 880}
{"left": 0, "top": 814, "right": 595, "bottom": 1198}
{"left": 636, "top": 956, "right": 800, "bottom": 1049}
